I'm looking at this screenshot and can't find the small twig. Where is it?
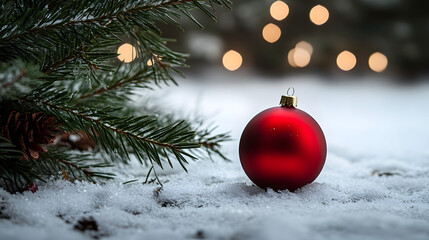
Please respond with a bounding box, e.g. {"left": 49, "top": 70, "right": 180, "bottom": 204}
{"left": 78, "top": 52, "right": 99, "bottom": 71}
{"left": 152, "top": 54, "right": 168, "bottom": 70}
{"left": 54, "top": 157, "right": 93, "bottom": 177}
{"left": 199, "top": 141, "right": 217, "bottom": 149}
{"left": 79, "top": 71, "right": 144, "bottom": 100}
{"left": 61, "top": 169, "right": 72, "bottom": 181}
{"left": 43, "top": 54, "right": 77, "bottom": 74}
{"left": 42, "top": 49, "right": 97, "bottom": 74}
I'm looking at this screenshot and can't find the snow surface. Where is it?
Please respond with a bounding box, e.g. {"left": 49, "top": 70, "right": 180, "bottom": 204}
{"left": 1, "top": 71, "right": 429, "bottom": 240}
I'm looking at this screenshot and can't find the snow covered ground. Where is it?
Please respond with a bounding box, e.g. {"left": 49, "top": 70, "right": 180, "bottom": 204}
{"left": 1, "top": 70, "right": 429, "bottom": 240}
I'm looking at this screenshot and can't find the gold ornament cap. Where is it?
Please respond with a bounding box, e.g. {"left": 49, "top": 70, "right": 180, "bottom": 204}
{"left": 280, "top": 87, "right": 297, "bottom": 108}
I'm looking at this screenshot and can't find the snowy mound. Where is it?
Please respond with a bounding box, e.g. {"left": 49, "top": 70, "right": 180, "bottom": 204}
{"left": 1, "top": 73, "right": 429, "bottom": 240}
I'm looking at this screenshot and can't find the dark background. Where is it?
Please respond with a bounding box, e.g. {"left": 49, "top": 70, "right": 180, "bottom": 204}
{"left": 160, "top": 0, "right": 429, "bottom": 79}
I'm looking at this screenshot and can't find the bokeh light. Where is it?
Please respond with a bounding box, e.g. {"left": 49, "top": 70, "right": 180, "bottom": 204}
{"left": 337, "top": 51, "right": 356, "bottom": 71}
{"left": 262, "top": 23, "right": 282, "bottom": 43}
{"left": 287, "top": 49, "right": 297, "bottom": 68}
{"left": 222, "top": 50, "right": 243, "bottom": 71}
{"left": 296, "top": 41, "right": 313, "bottom": 55}
{"left": 309, "top": 5, "right": 329, "bottom": 25}
{"left": 270, "top": 1, "right": 289, "bottom": 21}
{"left": 293, "top": 48, "right": 311, "bottom": 67}
{"left": 117, "top": 43, "right": 137, "bottom": 63}
{"left": 147, "top": 59, "right": 153, "bottom": 66}
{"left": 368, "top": 52, "right": 388, "bottom": 72}
{"left": 147, "top": 55, "right": 162, "bottom": 67}
{"left": 288, "top": 41, "right": 313, "bottom": 68}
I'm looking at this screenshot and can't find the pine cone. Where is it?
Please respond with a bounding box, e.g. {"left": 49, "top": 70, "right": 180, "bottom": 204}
{"left": 0, "top": 111, "right": 58, "bottom": 160}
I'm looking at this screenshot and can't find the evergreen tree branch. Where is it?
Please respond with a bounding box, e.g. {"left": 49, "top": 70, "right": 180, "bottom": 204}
{"left": 0, "top": 136, "right": 41, "bottom": 192}
{"left": 20, "top": 96, "right": 202, "bottom": 174}
{"left": 194, "top": 126, "right": 231, "bottom": 161}
{"left": 28, "top": 98, "right": 185, "bottom": 151}
{"left": 1, "top": 0, "right": 230, "bottom": 68}
{"left": 36, "top": 149, "right": 115, "bottom": 181}
{"left": 42, "top": 52, "right": 78, "bottom": 74}
{"left": 78, "top": 71, "right": 145, "bottom": 100}
{"left": 53, "top": 157, "right": 100, "bottom": 179}
{"left": 42, "top": 45, "right": 101, "bottom": 74}
{"left": 0, "top": 0, "right": 232, "bottom": 192}
{"left": 2, "top": 0, "right": 200, "bottom": 43}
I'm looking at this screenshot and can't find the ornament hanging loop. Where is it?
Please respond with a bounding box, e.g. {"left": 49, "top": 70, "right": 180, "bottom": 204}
{"left": 287, "top": 87, "right": 295, "bottom": 96}
{"left": 280, "top": 87, "right": 297, "bottom": 108}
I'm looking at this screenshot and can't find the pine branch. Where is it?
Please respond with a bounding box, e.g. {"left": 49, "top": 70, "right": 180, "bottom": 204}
{"left": 43, "top": 101, "right": 183, "bottom": 151}
{"left": 42, "top": 45, "right": 101, "bottom": 74}
{"left": 0, "top": 137, "right": 24, "bottom": 162}
{"left": 42, "top": 52, "right": 78, "bottom": 75}
{"left": 36, "top": 149, "right": 115, "bottom": 182}
{"left": 78, "top": 71, "right": 146, "bottom": 100}
{"left": 0, "top": 136, "right": 40, "bottom": 192}
{"left": 1, "top": 0, "right": 229, "bottom": 70}
{"left": 0, "top": 0, "right": 232, "bottom": 191}
{"left": 22, "top": 97, "right": 200, "bottom": 169}
{"left": 2, "top": 0, "right": 197, "bottom": 43}
{"left": 53, "top": 157, "right": 101, "bottom": 179}
{"left": 194, "top": 126, "right": 231, "bottom": 161}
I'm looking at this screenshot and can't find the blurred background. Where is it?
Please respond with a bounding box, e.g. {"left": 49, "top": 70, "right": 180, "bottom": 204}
{"left": 149, "top": 0, "right": 429, "bottom": 78}
{"left": 122, "top": 0, "right": 429, "bottom": 161}
{"left": 117, "top": 0, "right": 429, "bottom": 78}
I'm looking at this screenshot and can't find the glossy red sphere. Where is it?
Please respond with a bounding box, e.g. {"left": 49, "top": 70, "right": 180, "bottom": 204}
{"left": 239, "top": 107, "right": 326, "bottom": 191}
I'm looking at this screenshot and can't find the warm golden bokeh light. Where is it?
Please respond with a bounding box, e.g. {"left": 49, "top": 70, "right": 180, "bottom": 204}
{"left": 117, "top": 43, "right": 137, "bottom": 63}
{"left": 270, "top": 1, "right": 289, "bottom": 21}
{"left": 309, "top": 5, "right": 329, "bottom": 25}
{"left": 222, "top": 50, "right": 243, "bottom": 71}
{"left": 262, "top": 23, "right": 282, "bottom": 43}
{"left": 147, "top": 55, "right": 161, "bottom": 66}
{"left": 147, "top": 59, "right": 153, "bottom": 66}
{"left": 296, "top": 41, "right": 313, "bottom": 55}
{"left": 288, "top": 48, "right": 297, "bottom": 68}
{"left": 293, "top": 48, "right": 311, "bottom": 67}
{"left": 368, "top": 52, "right": 388, "bottom": 72}
{"left": 337, "top": 51, "right": 356, "bottom": 71}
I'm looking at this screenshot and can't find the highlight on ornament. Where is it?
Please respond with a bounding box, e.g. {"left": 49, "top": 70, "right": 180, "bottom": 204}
{"left": 262, "top": 23, "right": 282, "bottom": 43}
{"left": 336, "top": 50, "right": 356, "bottom": 71}
{"left": 288, "top": 41, "right": 313, "bottom": 68}
{"left": 222, "top": 50, "right": 243, "bottom": 71}
{"left": 309, "top": 5, "right": 329, "bottom": 25}
{"left": 117, "top": 43, "right": 137, "bottom": 63}
{"left": 270, "top": 1, "right": 289, "bottom": 21}
{"left": 368, "top": 52, "right": 388, "bottom": 72}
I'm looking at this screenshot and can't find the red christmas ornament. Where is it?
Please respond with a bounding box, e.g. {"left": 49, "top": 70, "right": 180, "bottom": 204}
{"left": 239, "top": 89, "right": 326, "bottom": 191}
